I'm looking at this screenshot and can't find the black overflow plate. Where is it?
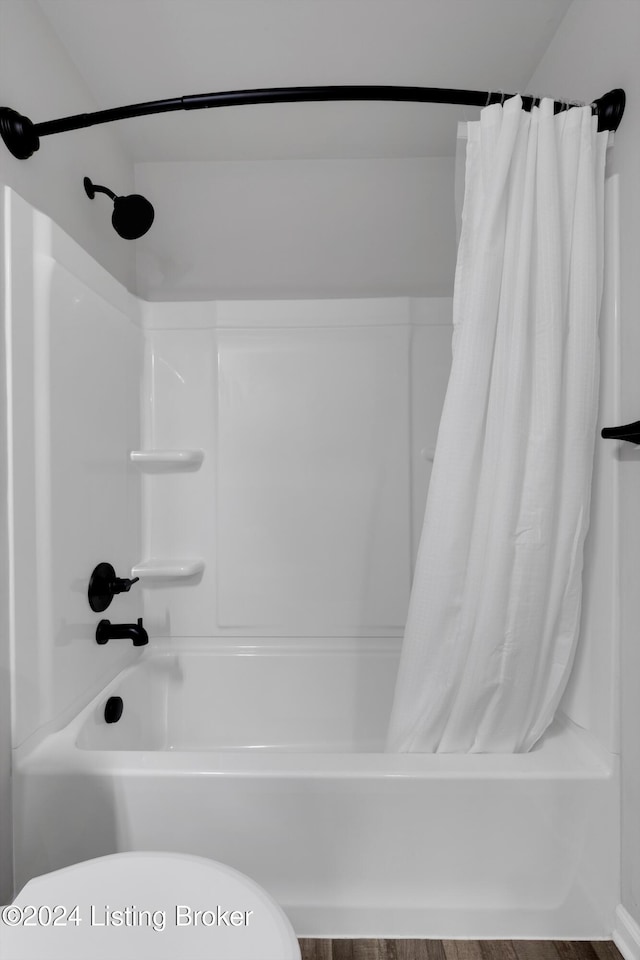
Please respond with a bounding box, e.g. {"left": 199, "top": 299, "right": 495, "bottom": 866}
{"left": 104, "top": 696, "right": 124, "bottom": 724}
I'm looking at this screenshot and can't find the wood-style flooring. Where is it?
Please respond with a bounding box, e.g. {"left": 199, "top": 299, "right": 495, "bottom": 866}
{"left": 298, "top": 942, "right": 624, "bottom": 960}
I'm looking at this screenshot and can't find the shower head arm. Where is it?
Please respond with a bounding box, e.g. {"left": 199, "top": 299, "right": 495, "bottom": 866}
{"left": 83, "top": 178, "right": 116, "bottom": 201}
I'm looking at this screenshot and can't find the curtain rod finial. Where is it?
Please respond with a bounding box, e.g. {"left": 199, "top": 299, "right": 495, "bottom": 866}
{"left": 593, "top": 88, "right": 626, "bottom": 132}
{"left": 0, "top": 106, "right": 40, "bottom": 159}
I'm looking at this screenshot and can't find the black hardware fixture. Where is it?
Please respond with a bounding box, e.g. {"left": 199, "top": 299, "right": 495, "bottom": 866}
{"left": 601, "top": 421, "right": 640, "bottom": 445}
{"left": 96, "top": 618, "right": 148, "bottom": 647}
{"left": 0, "top": 86, "right": 626, "bottom": 161}
{"left": 88, "top": 562, "right": 139, "bottom": 612}
{"left": 84, "top": 177, "right": 154, "bottom": 239}
{"left": 104, "top": 696, "right": 124, "bottom": 724}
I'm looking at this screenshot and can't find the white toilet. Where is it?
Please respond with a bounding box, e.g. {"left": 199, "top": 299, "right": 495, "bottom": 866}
{"left": 3, "top": 852, "right": 301, "bottom": 959}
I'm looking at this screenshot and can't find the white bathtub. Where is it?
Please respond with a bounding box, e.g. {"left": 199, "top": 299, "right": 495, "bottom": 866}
{"left": 14, "top": 641, "right": 618, "bottom": 938}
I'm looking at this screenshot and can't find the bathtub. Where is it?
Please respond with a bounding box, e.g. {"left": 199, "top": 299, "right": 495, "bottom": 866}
{"left": 14, "top": 639, "right": 618, "bottom": 938}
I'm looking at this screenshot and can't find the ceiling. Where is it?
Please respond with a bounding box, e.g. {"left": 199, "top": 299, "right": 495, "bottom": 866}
{"left": 36, "top": 0, "right": 573, "bottom": 161}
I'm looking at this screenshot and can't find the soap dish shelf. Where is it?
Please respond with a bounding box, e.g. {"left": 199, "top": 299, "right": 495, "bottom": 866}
{"left": 130, "top": 449, "right": 204, "bottom": 467}
{"left": 132, "top": 559, "right": 205, "bottom": 579}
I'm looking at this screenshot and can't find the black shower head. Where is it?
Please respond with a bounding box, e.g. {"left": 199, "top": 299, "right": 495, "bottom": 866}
{"left": 111, "top": 192, "right": 155, "bottom": 240}
{"left": 83, "top": 176, "right": 154, "bottom": 239}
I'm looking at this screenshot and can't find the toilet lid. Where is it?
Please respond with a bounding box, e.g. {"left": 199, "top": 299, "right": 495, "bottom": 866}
{"left": 3, "top": 852, "right": 301, "bottom": 960}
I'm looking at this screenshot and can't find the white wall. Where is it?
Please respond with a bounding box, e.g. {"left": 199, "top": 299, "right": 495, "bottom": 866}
{"left": 528, "top": 0, "right": 640, "bottom": 934}
{"left": 135, "top": 159, "right": 456, "bottom": 300}
{"left": 0, "top": 192, "right": 13, "bottom": 904}
{"left": 0, "top": 1, "right": 135, "bottom": 291}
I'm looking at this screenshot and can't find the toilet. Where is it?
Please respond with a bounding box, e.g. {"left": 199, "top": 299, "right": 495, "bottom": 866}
{"left": 2, "top": 852, "right": 301, "bottom": 959}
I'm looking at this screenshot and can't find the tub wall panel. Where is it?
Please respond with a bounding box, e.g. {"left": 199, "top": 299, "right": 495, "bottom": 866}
{"left": 216, "top": 324, "right": 410, "bottom": 630}
{"left": 140, "top": 297, "right": 452, "bottom": 639}
{"left": 6, "top": 191, "right": 143, "bottom": 749}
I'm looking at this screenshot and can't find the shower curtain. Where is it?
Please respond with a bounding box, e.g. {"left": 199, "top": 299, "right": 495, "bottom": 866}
{"left": 387, "top": 95, "right": 608, "bottom": 753}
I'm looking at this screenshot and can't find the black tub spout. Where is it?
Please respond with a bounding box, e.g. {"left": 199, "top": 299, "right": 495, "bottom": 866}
{"left": 96, "top": 617, "right": 148, "bottom": 647}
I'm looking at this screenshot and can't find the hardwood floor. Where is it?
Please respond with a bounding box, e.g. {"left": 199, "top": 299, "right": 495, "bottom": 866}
{"left": 298, "top": 942, "right": 624, "bottom": 960}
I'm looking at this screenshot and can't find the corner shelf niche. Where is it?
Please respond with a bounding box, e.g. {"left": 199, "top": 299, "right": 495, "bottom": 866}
{"left": 131, "top": 559, "right": 205, "bottom": 580}
{"left": 130, "top": 449, "right": 204, "bottom": 468}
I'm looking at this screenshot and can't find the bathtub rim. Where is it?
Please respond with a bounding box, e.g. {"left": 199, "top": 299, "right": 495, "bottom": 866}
{"left": 14, "top": 645, "right": 616, "bottom": 780}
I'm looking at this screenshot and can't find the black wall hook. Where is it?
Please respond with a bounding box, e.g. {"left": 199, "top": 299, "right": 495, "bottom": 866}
{"left": 601, "top": 420, "right": 640, "bottom": 444}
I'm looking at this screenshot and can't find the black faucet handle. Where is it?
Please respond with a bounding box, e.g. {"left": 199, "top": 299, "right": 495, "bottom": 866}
{"left": 88, "top": 563, "right": 140, "bottom": 612}
{"left": 112, "top": 576, "right": 139, "bottom": 595}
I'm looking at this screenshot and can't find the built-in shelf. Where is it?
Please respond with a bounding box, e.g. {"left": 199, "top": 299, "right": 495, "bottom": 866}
{"left": 131, "top": 559, "right": 205, "bottom": 579}
{"left": 130, "top": 449, "right": 204, "bottom": 467}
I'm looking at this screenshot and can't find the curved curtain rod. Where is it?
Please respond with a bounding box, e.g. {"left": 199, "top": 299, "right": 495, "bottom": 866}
{"left": 0, "top": 85, "right": 626, "bottom": 160}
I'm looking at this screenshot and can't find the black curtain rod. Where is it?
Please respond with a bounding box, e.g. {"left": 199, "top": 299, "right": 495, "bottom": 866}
{"left": 0, "top": 85, "right": 626, "bottom": 160}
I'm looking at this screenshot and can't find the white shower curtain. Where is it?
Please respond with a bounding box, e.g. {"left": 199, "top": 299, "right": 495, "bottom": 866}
{"left": 387, "top": 96, "right": 608, "bottom": 753}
